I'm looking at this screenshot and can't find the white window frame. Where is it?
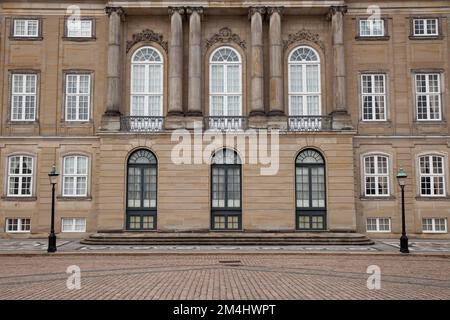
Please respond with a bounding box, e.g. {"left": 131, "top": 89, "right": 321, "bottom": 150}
{"left": 366, "top": 217, "right": 391, "bottom": 233}
{"left": 6, "top": 218, "right": 31, "bottom": 233}
{"left": 130, "top": 46, "right": 164, "bottom": 117}
{"left": 13, "top": 19, "right": 39, "bottom": 37}
{"left": 422, "top": 218, "right": 447, "bottom": 233}
{"left": 363, "top": 154, "right": 390, "bottom": 197}
{"left": 66, "top": 18, "right": 93, "bottom": 38}
{"left": 62, "top": 155, "right": 89, "bottom": 197}
{"left": 209, "top": 46, "right": 243, "bottom": 117}
{"left": 418, "top": 155, "right": 446, "bottom": 197}
{"left": 415, "top": 73, "right": 442, "bottom": 121}
{"left": 288, "top": 46, "right": 321, "bottom": 116}
{"left": 65, "top": 73, "right": 91, "bottom": 121}
{"left": 413, "top": 18, "right": 439, "bottom": 36}
{"left": 11, "top": 73, "right": 37, "bottom": 121}
{"left": 7, "top": 155, "right": 34, "bottom": 197}
{"left": 361, "top": 74, "right": 387, "bottom": 121}
{"left": 359, "top": 18, "right": 385, "bottom": 37}
{"left": 61, "top": 218, "right": 86, "bottom": 233}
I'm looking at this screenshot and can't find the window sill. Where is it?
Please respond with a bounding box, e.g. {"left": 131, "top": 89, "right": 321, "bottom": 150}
{"left": 60, "top": 121, "right": 93, "bottom": 127}
{"left": 56, "top": 196, "right": 92, "bottom": 201}
{"left": 413, "top": 120, "right": 446, "bottom": 125}
{"left": 409, "top": 35, "right": 443, "bottom": 41}
{"left": 9, "top": 36, "right": 43, "bottom": 41}
{"left": 1, "top": 196, "right": 37, "bottom": 202}
{"left": 360, "top": 196, "right": 396, "bottom": 201}
{"left": 62, "top": 37, "right": 96, "bottom": 42}
{"left": 6, "top": 121, "right": 39, "bottom": 126}
{"left": 415, "top": 196, "right": 450, "bottom": 201}
{"left": 355, "top": 36, "right": 390, "bottom": 41}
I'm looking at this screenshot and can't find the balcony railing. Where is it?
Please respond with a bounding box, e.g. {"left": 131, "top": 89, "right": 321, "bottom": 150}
{"left": 121, "top": 116, "right": 165, "bottom": 132}
{"left": 287, "top": 116, "right": 332, "bottom": 132}
{"left": 204, "top": 116, "right": 248, "bottom": 131}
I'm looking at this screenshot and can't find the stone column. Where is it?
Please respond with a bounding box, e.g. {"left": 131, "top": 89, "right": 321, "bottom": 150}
{"left": 268, "top": 7, "right": 284, "bottom": 116}
{"left": 168, "top": 7, "right": 185, "bottom": 116}
{"left": 186, "top": 7, "right": 203, "bottom": 116}
{"left": 331, "top": 6, "right": 347, "bottom": 113}
{"left": 249, "top": 7, "right": 266, "bottom": 117}
{"left": 104, "top": 6, "right": 124, "bottom": 117}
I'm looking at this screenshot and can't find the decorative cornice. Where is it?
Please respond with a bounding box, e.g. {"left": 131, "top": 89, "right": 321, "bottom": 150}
{"left": 126, "top": 29, "right": 168, "bottom": 53}
{"left": 168, "top": 7, "right": 185, "bottom": 16}
{"left": 267, "top": 7, "right": 284, "bottom": 17}
{"left": 205, "top": 27, "right": 246, "bottom": 50}
{"left": 186, "top": 7, "right": 204, "bottom": 16}
{"left": 283, "top": 29, "right": 325, "bottom": 51}
{"left": 248, "top": 6, "right": 266, "bottom": 20}
{"left": 105, "top": 6, "right": 125, "bottom": 21}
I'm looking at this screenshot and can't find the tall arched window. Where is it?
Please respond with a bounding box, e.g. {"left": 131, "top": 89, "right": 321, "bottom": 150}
{"left": 126, "top": 149, "right": 157, "bottom": 230}
{"left": 209, "top": 47, "right": 242, "bottom": 117}
{"left": 130, "top": 47, "right": 163, "bottom": 117}
{"left": 211, "top": 149, "right": 242, "bottom": 230}
{"left": 295, "top": 149, "right": 326, "bottom": 230}
{"left": 288, "top": 46, "right": 321, "bottom": 116}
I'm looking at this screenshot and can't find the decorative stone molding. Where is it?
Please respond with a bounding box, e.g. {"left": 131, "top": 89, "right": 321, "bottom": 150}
{"left": 267, "top": 7, "right": 284, "bottom": 17}
{"left": 283, "top": 30, "right": 325, "bottom": 51}
{"left": 105, "top": 6, "right": 125, "bottom": 21}
{"left": 327, "top": 5, "right": 348, "bottom": 20}
{"left": 186, "top": 7, "right": 203, "bottom": 16}
{"left": 126, "top": 29, "right": 168, "bottom": 53}
{"left": 248, "top": 6, "right": 266, "bottom": 20}
{"left": 168, "top": 7, "right": 185, "bottom": 16}
{"left": 205, "top": 27, "right": 246, "bottom": 50}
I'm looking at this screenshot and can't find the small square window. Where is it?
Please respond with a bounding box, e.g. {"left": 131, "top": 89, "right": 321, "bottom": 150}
{"left": 61, "top": 218, "right": 86, "bottom": 232}
{"left": 13, "top": 19, "right": 39, "bottom": 37}
{"left": 6, "top": 218, "right": 31, "bottom": 232}
{"left": 413, "top": 18, "right": 439, "bottom": 36}
{"left": 66, "top": 18, "right": 93, "bottom": 38}
{"left": 422, "top": 218, "right": 447, "bottom": 233}
{"left": 359, "top": 19, "right": 385, "bottom": 37}
{"left": 366, "top": 218, "right": 391, "bottom": 232}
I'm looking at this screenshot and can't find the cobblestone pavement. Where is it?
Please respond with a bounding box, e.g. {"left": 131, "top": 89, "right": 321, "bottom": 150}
{"left": 0, "top": 254, "right": 448, "bottom": 299}
{"left": 1, "top": 238, "right": 450, "bottom": 253}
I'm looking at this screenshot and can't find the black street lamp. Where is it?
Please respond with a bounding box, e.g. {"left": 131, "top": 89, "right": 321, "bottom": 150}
{"left": 48, "top": 164, "right": 59, "bottom": 253}
{"left": 396, "top": 168, "right": 409, "bottom": 254}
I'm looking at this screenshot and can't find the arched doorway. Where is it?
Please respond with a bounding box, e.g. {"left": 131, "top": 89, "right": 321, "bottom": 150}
{"left": 126, "top": 149, "right": 157, "bottom": 230}
{"left": 295, "top": 149, "right": 326, "bottom": 230}
{"left": 211, "top": 149, "right": 242, "bottom": 230}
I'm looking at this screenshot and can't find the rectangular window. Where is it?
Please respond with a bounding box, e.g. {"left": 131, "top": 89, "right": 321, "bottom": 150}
{"left": 419, "top": 155, "right": 445, "bottom": 196}
{"left": 66, "top": 19, "right": 93, "bottom": 38}
{"left": 415, "top": 73, "right": 441, "bottom": 121}
{"left": 363, "top": 155, "right": 390, "bottom": 196}
{"left": 359, "top": 19, "right": 385, "bottom": 37}
{"left": 366, "top": 218, "right": 391, "bottom": 232}
{"left": 413, "top": 18, "right": 439, "bottom": 36}
{"left": 361, "top": 74, "right": 386, "bottom": 121}
{"left": 422, "top": 218, "right": 447, "bottom": 233}
{"left": 63, "top": 155, "right": 88, "bottom": 196}
{"left": 6, "top": 218, "right": 31, "bottom": 232}
{"left": 65, "top": 74, "right": 90, "bottom": 121}
{"left": 61, "top": 218, "right": 86, "bottom": 232}
{"left": 7, "top": 155, "right": 33, "bottom": 196}
{"left": 11, "top": 73, "right": 37, "bottom": 121}
{"left": 13, "top": 19, "right": 39, "bottom": 37}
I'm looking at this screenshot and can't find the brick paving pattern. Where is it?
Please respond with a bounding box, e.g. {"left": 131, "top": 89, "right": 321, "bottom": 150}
{"left": 0, "top": 254, "right": 448, "bottom": 299}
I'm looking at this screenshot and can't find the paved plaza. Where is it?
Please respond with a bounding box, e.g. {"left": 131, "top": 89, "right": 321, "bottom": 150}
{"left": 0, "top": 253, "right": 448, "bottom": 299}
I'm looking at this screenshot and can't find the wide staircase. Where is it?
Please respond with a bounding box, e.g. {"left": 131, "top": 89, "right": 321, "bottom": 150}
{"left": 81, "top": 232, "right": 374, "bottom": 246}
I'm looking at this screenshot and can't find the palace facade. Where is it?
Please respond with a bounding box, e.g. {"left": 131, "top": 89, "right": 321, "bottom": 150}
{"left": 0, "top": 0, "right": 449, "bottom": 238}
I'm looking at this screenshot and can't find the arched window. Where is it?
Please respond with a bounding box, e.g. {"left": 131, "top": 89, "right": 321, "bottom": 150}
{"left": 209, "top": 47, "right": 242, "bottom": 117}
{"left": 295, "top": 149, "right": 326, "bottom": 230}
{"left": 418, "top": 154, "right": 445, "bottom": 196}
{"left": 126, "top": 149, "right": 158, "bottom": 230}
{"left": 288, "top": 46, "right": 321, "bottom": 116}
{"left": 211, "top": 149, "right": 242, "bottom": 230}
{"left": 130, "top": 47, "right": 163, "bottom": 117}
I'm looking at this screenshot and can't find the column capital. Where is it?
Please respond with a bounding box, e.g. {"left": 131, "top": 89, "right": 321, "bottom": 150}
{"left": 105, "top": 6, "right": 125, "bottom": 21}
{"left": 186, "top": 7, "right": 204, "bottom": 16}
{"left": 267, "top": 7, "right": 284, "bottom": 17}
{"left": 168, "top": 7, "right": 185, "bottom": 17}
{"left": 328, "top": 5, "right": 347, "bottom": 17}
{"left": 248, "top": 6, "right": 266, "bottom": 20}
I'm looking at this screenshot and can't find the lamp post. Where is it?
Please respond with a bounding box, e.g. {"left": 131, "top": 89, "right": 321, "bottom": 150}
{"left": 48, "top": 164, "right": 59, "bottom": 253}
{"left": 396, "top": 168, "right": 409, "bottom": 253}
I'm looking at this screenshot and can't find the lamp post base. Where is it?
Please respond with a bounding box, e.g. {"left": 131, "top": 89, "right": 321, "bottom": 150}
{"left": 48, "top": 233, "right": 57, "bottom": 253}
{"left": 400, "top": 234, "right": 409, "bottom": 253}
